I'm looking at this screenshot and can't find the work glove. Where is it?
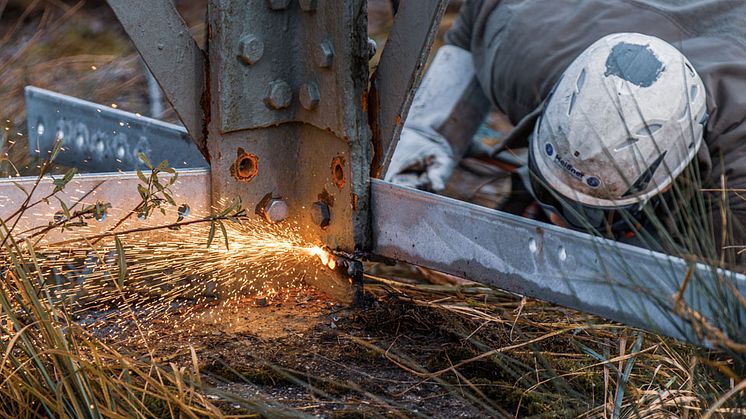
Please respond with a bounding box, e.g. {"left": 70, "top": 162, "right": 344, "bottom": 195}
{"left": 382, "top": 44, "right": 490, "bottom": 193}
{"left": 385, "top": 127, "right": 456, "bottom": 192}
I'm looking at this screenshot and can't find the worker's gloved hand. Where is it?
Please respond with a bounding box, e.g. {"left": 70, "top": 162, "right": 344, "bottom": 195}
{"left": 385, "top": 127, "right": 455, "bottom": 192}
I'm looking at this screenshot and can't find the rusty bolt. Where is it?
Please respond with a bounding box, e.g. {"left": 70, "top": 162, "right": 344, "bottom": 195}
{"left": 299, "top": 82, "right": 320, "bottom": 110}
{"left": 299, "top": 0, "right": 317, "bottom": 11}
{"left": 238, "top": 35, "right": 264, "bottom": 65}
{"left": 263, "top": 198, "right": 289, "bottom": 223}
{"left": 267, "top": 0, "right": 291, "bottom": 10}
{"left": 311, "top": 201, "right": 331, "bottom": 229}
{"left": 264, "top": 80, "right": 292, "bottom": 110}
{"left": 315, "top": 40, "right": 334, "bottom": 68}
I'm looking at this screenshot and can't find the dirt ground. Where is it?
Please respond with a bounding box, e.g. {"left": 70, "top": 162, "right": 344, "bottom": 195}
{"left": 140, "top": 287, "right": 488, "bottom": 417}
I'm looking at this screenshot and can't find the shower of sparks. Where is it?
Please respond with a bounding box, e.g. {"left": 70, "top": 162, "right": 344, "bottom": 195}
{"left": 26, "top": 218, "right": 336, "bottom": 341}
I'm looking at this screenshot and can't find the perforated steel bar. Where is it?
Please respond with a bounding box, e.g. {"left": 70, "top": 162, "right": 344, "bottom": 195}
{"left": 25, "top": 87, "right": 207, "bottom": 173}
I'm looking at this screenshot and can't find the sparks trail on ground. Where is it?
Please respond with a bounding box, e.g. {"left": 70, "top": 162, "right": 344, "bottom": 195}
{"left": 28, "top": 217, "right": 336, "bottom": 340}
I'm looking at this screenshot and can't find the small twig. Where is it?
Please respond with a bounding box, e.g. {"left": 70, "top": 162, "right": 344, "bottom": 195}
{"left": 47, "top": 215, "right": 248, "bottom": 248}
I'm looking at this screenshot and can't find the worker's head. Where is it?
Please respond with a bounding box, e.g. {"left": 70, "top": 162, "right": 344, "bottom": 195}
{"left": 528, "top": 33, "right": 708, "bottom": 231}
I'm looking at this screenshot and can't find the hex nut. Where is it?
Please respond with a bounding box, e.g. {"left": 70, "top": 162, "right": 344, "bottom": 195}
{"left": 238, "top": 35, "right": 264, "bottom": 65}
{"left": 267, "top": 0, "right": 291, "bottom": 10}
{"left": 264, "top": 199, "right": 289, "bottom": 223}
{"left": 315, "top": 40, "right": 334, "bottom": 68}
{"left": 299, "top": 0, "right": 317, "bottom": 11}
{"left": 264, "top": 80, "right": 292, "bottom": 110}
{"left": 299, "top": 83, "right": 320, "bottom": 110}
{"left": 311, "top": 201, "right": 331, "bottom": 229}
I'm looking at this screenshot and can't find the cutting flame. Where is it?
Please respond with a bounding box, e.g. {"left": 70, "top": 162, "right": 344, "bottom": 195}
{"left": 307, "top": 246, "right": 336, "bottom": 270}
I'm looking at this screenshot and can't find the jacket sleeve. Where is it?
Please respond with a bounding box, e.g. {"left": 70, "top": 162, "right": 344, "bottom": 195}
{"left": 443, "top": 1, "right": 480, "bottom": 50}
{"left": 402, "top": 45, "right": 491, "bottom": 160}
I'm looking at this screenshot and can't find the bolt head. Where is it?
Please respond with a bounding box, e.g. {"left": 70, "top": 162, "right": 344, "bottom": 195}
{"left": 367, "top": 37, "right": 378, "bottom": 59}
{"left": 264, "top": 199, "right": 289, "bottom": 223}
{"left": 238, "top": 35, "right": 264, "bottom": 65}
{"left": 299, "top": 83, "right": 320, "bottom": 110}
{"left": 267, "top": 0, "right": 291, "bottom": 10}
{"left": 299, "top": 0, "right": 317, "bottom": 11}
{"left": 264, "top": 80, "right": 292, "bottom": 110}
{"left": 311, "top": 202, "right": 331, "bottom": 228}
{"left": 315, "top": 41, "right": 334, "bottom": 68}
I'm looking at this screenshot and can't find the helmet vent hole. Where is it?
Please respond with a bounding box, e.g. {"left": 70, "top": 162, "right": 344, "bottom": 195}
{"left": 576, "top": 68, "right": 587, "bottom": 92}
{"left": 679, "top": 104, "right": 690, "bottom": 120}
{"left": 636, "top": 124, "right": 662, "bottom": 137}
{"left": 614, "top": 137, "right": 639, "bottom": 151}
{"left": 688, "top": 141, "right": 695, "bottom": 149}
{"left": 568, "top": 92, "right": 577, "bottom": 115}
{"left": 685, "top": 62, "right": 695, "bottom": 77}
{"left": 573, "top": 151, "right": 580, "bottom": 157}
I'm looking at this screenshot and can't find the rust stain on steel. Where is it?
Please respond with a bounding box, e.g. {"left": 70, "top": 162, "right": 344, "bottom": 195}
{"left": 331, "top": 155, "right": 346, "bottom": 190}
{"left": 360, "top": 90, "right": 368, "bottom": 112}
{"left": 318, "top": 187, "right": 335, "bottom": 207}
{"left": 367, "top": 70, "right": 383, "bottom": 179}
{"left": 199, "top": 51, "right": 212, "bottom": 162}
{"left": 351, "top": 193, "right": 359, "bottom": 211}
{"left": 231, "top": 148, "right": 259, "bottom": 182}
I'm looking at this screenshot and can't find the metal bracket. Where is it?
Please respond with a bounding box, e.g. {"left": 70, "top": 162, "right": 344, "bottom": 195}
{"left": 212, "top": 0, "right": 367, "bottom": 139}
{"left": 105, "top": 0, "right": 372, "bottom": 254}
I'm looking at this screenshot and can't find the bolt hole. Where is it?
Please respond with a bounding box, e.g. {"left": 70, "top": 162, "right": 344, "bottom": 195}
{"left": 331, "top": 156, "right": 346, "bottom": 190}
{"left": 233, "top": 151, "right": 259, "bottom": 182}
{"left": 558, "top": 246, "right": 567, "bottom": 262}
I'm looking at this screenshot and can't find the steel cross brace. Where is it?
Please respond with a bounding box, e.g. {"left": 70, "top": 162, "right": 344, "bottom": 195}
{"left": 3, "top": 1, "right": 745, "bottom": 347}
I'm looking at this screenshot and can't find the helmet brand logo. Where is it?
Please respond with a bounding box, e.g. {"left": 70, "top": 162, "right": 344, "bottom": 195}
{"left": 553, "top": 153, "right": 585, "bottom": 180}
{"left": 544, "top": 143, "right": 554, "bottom": 156}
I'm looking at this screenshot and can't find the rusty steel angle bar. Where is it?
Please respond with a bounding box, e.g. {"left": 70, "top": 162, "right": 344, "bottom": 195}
{"left": 370, "top": 179, "right": 746, "bottom": 346}
{"left": 106, "top": 0, "right": 208, "bottom": 156}
{"left": 206, "top": 0, "right": 371, "bottom": 253}
{"left": 369, "top": 0, "right": 448, "bottom": 178}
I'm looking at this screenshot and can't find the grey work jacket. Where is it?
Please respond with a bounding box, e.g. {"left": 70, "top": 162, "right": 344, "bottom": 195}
{"left": 446, "top": 0, "right": 746, "bottom": 244}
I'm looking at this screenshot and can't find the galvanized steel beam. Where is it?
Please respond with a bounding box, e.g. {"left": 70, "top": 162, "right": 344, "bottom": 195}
{"left": 25, "top": 87, "right": 207, "bottom": 173}
{"left": 370, "top": 179, "right": 746, "bottom": 346}
{"left": 0, "top": 168, "right": 211, "bottom": 244}
{"left": 106, "top": 0, "right": 208, "bottom": 156}
{"left": 368, "top": 0, "right": 449, "bottom": 178}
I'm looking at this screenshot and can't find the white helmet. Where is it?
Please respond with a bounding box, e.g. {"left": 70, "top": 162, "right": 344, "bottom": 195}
{"left": 529, "top": 33, "right": 707, "bottom": 226}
